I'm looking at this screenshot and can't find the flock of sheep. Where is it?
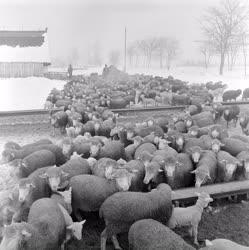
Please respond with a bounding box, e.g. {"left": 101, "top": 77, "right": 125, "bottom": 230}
{"left": 1, "top": 69, "right": 249, "bottom": 249}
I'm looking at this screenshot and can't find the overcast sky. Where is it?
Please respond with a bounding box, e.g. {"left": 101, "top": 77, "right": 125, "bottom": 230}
{"left": 0, "top": 0, "right": 221, "bottom": 66}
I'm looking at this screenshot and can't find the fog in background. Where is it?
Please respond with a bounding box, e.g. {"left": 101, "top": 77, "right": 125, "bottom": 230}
{"left": 0, "top": 0, "right": 222, "bottom": 66}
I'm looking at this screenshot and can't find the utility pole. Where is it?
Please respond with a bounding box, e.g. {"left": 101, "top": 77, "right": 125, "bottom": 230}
{"left": 124, "top": 27, "right": 127, "bottom": 72}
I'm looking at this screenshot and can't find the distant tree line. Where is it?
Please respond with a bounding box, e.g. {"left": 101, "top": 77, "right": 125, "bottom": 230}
{"left": 127, "top": 36, "right": 179, "bottom": 70}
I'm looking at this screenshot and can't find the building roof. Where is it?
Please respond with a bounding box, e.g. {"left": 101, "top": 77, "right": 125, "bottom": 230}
{"left": 0, "top": 28, "right": 50, "bottom": 63}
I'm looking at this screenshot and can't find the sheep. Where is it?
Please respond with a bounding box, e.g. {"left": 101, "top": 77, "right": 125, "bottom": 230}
{"left": 135, "top": 124, "right": 164, "bottom": 138}
{"left": 91, "top": 157, "right": 119, "bottom": 178}
{"left": 223, "top": 105, "right": 240, "bottom": 127}
{"left": 221, "top": 137, "right": 249, "bottom": 156}
{"left": 124, "top": 136, "right": 144, "bottom": 161}
{"left": 50, "top": 110, "right": 69, "bottom": 135}
{"left": 3, "top": 141, "right": 22, "bottom": 150}
{"left": 0, "top": 198, "right": 66, "bottom": 250}
{"left": 1, "top": 144, "right": 67, "bottom": 166}
{"left": 61, "top": 137, "right": 91, "bottom": 159}
{"left": 70, "top": 171, "right": 135, "bottom": 221}
{"left": 163, "top": 153, "right": 194, "bottom": 189}
{"left": 51, "top": 187, "right": 72, "bottom": 214}
{"left": 222, "top": 89, "right": 242, "bottom": 102}
{"left": 211, "top": 103, "right": 224, "bottom": 122}
{"left": 201, "top": 238, "right": 249, "bottom": 250}
{"left": 134, "top": 142, "right": 157, "bottom": 160}
{"left": 128, "top": 219, "right": 195, "bottom": 250}
{"left": 242, "top": 88, "right": 249, "bottom": 100}
{"left": 41, "top": 157, "right": 91, "bottom": 191}
{"left": 90, "top": 140, "right": 126, "bottom": 160}
{"left": 191, "top": 150, "right": 217, "bottom": 187}
{"left": 12, "top": 150, "right": 56, "bottom": 178}
{"left": 143, "top": 161, "right": 166, "bottom": 189}
{"left": 12, "top": 167, "right": 51, "bottom": 222}
{"left": 20, "top": 139, "right": 53, "bottom": 149}
{"left": 168, "top": 192, "right": 213, "bottom": 245}
{"left": 217, "top": 150, "right": 242, "bottom": 182}
{"left": 122, "top": 160, "right": 145, "bottom": 191}
{"left": 51, "top": 190, "right": 85, "bottom": 244}
{"left": 99, "top": 183, "right": 172, "bottom": 250}
{"left": 186, "top": 111, "right": 215, "bottom": 128}
{"left": 239, "top": 112, "right": 249, "bottom": 135}
{"left": 236, "top": 151, "right": 249, "bottom": 180}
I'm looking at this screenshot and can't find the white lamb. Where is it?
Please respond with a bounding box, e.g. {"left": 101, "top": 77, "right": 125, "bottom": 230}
{"left": 167, "top": 192, "right": 213, "bottom": 245}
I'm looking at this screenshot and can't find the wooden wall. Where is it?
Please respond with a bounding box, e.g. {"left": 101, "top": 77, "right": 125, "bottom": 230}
{"left": 0, "top": 62, "right": 47, "bottom": 77}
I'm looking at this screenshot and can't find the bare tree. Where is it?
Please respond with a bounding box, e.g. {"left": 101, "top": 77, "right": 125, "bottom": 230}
{"left": 227, "top": 37, "right": 241, "bottom": 70}
{"left": 165, "top": 38, "right": 179, "bottom": 70}
{"left": 199, "top": 41, "right": 214, "bottom": 69}
{"left": 109, "top": 50, "right": 121, "bottom": 66}
{"left": 156, "top": 37, "right": 167, "bottom": 68}
{"left": 201, "top": 0, "right": 249, "bottom": 75}
{"left": 127, "top": 43, "right": 138, "bottom": 67}
{"left": 241, "top": 32, "right": 248, "bottom": 76}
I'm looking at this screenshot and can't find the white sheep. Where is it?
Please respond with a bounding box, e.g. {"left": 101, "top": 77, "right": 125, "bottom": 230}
{"left": 167, "top": 192, "right": 213, "bottom": 245}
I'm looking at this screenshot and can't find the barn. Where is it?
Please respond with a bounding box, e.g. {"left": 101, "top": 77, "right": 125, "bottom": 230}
{"left": 0, "top": 28, "right": 51, "bottom": 77}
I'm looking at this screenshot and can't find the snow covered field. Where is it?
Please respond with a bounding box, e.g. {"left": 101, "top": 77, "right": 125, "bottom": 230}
{"left": 0, "top": 77, "right": 65, "bottom": 111}
{"left": 0, "top": 66, "right": 249, "bottom": 111}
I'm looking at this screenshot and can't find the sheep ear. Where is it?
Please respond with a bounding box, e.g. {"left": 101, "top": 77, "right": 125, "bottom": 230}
{"left": 194, "top": 192, "right": 201, "bottom": 197}
{"left": 21, "top": 230, "right": 32, "bottom": 239}
{"left": 205, "top": 240, "right": 213, "bottom": 246}
{"left": 190, "top": 170, "right": 196, "bottom": 174}
{"left": 61, "top": 171, "right": 69, "bottom": 178}
{"left": 11, "top": 152, "right": 15, "bottom": 158}
{"left": 80, "top": 219, "right": 86, "bottom": 226}
{"left": 67, "top": 224, "right": 73, "bottom": 230}
{"left": 30, "top": 183, "right": 36, "bottom": 188}
{"left": 21, "top": 162, "right": 28, "bottom": 168}
{"left": 158, "top": 169, "right": 164, "bottom": 173}
{"left": 40, "top": 173, "right": 48, "bottom": 179}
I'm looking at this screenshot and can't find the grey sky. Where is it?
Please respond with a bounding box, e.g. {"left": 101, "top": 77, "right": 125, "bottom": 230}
{"left": 0, "top": 0, "right": 220, "bottom": 65}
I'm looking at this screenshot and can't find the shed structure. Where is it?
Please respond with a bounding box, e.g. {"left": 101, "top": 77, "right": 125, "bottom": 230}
{"left": 0, "top": 28, "right": 51, "bottom": 77}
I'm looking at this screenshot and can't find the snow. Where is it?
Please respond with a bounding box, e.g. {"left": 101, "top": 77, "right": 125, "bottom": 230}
{"left": 0, "top": 77, "right": 65, "bottom": 111}
{"left": 0, "top": 33, "right": 50, "bottom": 63}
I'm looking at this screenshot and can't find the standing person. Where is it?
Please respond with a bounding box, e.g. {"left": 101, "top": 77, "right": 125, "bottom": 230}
{"left": 102, "top": 64, "right": 108, "bottom": 78}
{"left": 68, "top": 64, "right": 73, "bottom": 78}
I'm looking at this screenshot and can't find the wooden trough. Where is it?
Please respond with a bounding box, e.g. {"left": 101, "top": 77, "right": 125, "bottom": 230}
{"left": 172, "top": 180, "right": 249, "bottom": 202}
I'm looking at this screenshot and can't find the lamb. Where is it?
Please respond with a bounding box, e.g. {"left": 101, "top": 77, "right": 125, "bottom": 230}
{"left": 41, "top": 157, "right": 91, "bottom": 191}
{"left": 168, "top": 192, "right": 213, "bottom": 245}
{"left": 201, "top": 238, "right": 249, "bottom": 250}
{"left": 90, "top": 140, "right": 126, "bottom": 160}
{"left": 221, "top": 137, "right": 249, "bottom": 156}
{"left": 99, "top": 183, "right": 172, "bottom": 250}
{"left": 70, "top": 171, "right": 135, "bottom": 221}
{"left": 211, "top": 103, "right": 224, "bottom": 122}
{"left": 217, "top": 150, "right": 242, "bottom": 182}
{"left": 3, "top": 141, "right": 22, "bottom": 150}
{"left": 223, "top": 105, "right": 240, "bottom": 127}
{"left": 163, "top": 153, "right": 194, "bottom": 189}
{"left": 128, "top": 219, "right": 195, "bottom": 250}
{"left": 222, "top": 89, "right": 242, "bottom": 102}
{"left": 0, "top": 198, "right": 66, "bottom": 250}
{"left": 12, "top": 150, "right": 56, "bottom": 178}
{"left": 191, "top": 150, "right": 217, "bottom": 187}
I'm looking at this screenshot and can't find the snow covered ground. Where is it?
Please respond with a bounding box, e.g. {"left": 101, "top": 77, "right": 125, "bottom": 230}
{"left": 0, "top": 77, "right": 65, "bottom": 111}
{"left": 0, "top": 66, "right": 249, "bottom": 111}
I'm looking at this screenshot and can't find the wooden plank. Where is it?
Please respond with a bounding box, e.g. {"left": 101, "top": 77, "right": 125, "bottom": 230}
{"left": 172, "top": 180, "right": 249, "bottom": 202}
